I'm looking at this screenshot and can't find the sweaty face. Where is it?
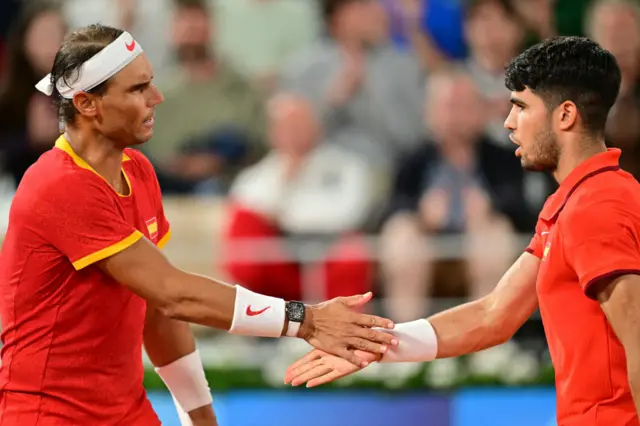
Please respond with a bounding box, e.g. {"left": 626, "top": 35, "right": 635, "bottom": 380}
{"left": 94, "top": 54, "right": 164, "bottom": 146}
{"left": 504, "top": 88, "right": 560, "bottom": 171}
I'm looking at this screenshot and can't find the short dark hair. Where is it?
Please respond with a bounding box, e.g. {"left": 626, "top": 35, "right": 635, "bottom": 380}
{"left": 505, "top": 36, "right": 621, "bottom": 135}
{"left": 49, "top": 24, "right": 123, "bottom": 124}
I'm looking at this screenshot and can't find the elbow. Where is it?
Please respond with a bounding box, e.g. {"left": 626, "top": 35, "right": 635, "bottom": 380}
{"left": 155, "top": 274, "right": 186, "bottom": 320}
{"left": 482, "top": 297, "right": 518, "bottom": 346}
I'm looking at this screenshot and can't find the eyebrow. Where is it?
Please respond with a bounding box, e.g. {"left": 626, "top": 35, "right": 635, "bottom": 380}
{"left": 510, "top": 97, "right": 527, "bottom": 107}
{"left": 128, "top": 77, "right": 153, "bottom": 92}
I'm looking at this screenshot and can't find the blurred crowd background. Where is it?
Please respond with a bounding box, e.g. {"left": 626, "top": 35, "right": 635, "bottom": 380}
{"left": 0, "top": 0, "right": 638, "bottom": 424}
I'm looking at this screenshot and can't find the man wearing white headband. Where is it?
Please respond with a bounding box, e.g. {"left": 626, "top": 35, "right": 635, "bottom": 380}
{"left": 0, "top": 24, "right": 397, "bottom": 426}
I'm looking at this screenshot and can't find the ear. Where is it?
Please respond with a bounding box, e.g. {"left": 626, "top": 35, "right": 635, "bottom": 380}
{"left": 71, "top": 92, "right": 99, "bottom": 119}
{"left": 557, "top": 100, "right": 578, "bottom": 131}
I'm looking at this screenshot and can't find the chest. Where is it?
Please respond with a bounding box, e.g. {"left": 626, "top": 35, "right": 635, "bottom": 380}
{"left": 535, "top": 220, "right": 601, "bottom": 316}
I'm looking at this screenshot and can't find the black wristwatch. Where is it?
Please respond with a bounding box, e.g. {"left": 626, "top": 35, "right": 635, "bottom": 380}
{"left": 285, "top": 301, "right": 305, "bottom": 337}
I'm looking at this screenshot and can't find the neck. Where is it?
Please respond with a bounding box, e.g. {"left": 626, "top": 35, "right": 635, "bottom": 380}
{"left": 64, "top": 127, "right": 125, "bottom": 187}
{"left": 553, "top": 139, "right": 607, "bottom": 184}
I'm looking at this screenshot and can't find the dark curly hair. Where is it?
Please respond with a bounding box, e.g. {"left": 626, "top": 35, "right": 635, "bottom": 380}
{"left": 505, "top": 36, "right": 621, "bottom": 135}
{"left": 49, "top": 24, "right": 123, "bottom": 124}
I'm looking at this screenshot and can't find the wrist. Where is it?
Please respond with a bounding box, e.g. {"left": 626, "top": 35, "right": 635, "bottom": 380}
{"left": 297, "top": 304, "right": 314, "bottom": 339}
{"left": 378, "top": 319, "right": 438, "bottom": 363}
{"left": 229, "top": 286, "right": 286, "bottom": 338}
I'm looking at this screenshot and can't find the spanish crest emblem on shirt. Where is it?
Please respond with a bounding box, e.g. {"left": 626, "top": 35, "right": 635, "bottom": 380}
{"left": 146, "top": 217, "right": 158, "bottom": 240}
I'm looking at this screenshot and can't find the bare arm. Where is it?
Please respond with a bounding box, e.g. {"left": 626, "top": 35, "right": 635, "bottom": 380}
{"left": 98, "top": 237, "right": 397, "bottom": 366}
{"left": 284, "top": 252, "right": 541, "bottom": 386}
{"left": 143, "top": 307, "right": 216, "bottom": 425}
{"left": 430, "top": 251, "right": 540, "bottom": 358}
{"left": 596, "top": 274, "right": 640, "bottom": 418}
{"left": 100, "top": 238, "right": 237, "bottom": 330}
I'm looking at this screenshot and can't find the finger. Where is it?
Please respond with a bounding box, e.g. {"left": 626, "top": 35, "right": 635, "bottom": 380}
{"left": 354, "top": 349, "right": 383, "bottom": 362}
{"left": 348, "top": 337, "right": 388, "bottom": 355}
{"left": 341, "top": 292, "right": 372, "bottom": 307}
{"left": 291, "top": 365, "right": 334, "bottom": 387}
{"left": 284, "top": 350, "right": 324, "bottom": 381}
{"left": 307, "top": 369, "right": 350, "bottom": 388}
{"left": 286, "top": 358, "right": 324, "bottom": 385}
{"left": 336, "top": 347, "right": 368, "bottom": 368}
{"left": 351, "top": 312, "right": 395, "bottom": 329}
{"left": 349, "top": 325, "right": 398, "bottom": 347}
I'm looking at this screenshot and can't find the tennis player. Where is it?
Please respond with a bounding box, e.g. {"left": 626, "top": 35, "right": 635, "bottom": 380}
{"left": 285, "top": 36, "right": 640, "bottom": 426}
{"left": 0, "top": 24, "right": 397, "bottom": 426}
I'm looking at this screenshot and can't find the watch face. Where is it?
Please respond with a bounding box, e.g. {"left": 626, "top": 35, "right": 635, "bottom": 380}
{"left": 287, "top": 302, "right": 305, "bottom": 322}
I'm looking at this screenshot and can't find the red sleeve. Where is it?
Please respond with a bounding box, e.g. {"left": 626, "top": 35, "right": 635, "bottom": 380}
{"left": 125, "top": 149, "right": 171, "bottom": 248}
{"left": 31, "top": 177, "right": 143, "bottom": 270}
{"left": 564, "top": 200, "right": 640, "bottom": 299}
{"left": 525, "top": 220, "right": 544, "bottom": 259}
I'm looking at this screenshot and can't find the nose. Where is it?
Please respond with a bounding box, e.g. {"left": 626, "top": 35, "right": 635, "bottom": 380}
{"left": 504, "top": 105, "right": 516, "bottom": 131}
{"left": 149, "top": 83, "right": 164, "bottom": 106}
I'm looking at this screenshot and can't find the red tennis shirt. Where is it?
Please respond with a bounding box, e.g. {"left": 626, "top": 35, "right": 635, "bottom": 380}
{"left": 0, "top": 135, "right": 170, "bottom": 425}
{"left": 527, "top": 148, "right": 640, "bottom": 425}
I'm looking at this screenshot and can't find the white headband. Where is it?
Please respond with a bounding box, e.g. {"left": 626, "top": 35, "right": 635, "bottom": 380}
{"left": 35, "top": 31, "right": 143, "bottom": 99}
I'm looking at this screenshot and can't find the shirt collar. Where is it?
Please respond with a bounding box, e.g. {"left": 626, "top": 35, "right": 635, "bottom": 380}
{"left": 540, "top": 148, "right": 621, "bottom": 222}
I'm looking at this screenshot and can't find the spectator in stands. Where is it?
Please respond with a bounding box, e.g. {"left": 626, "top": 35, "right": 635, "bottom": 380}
{"left": 0, "top": 1, "right": 66, "bottom": 187}
{"left": 379, "top": 70, "right": 537, "bottom": 322}
{"left": 144, "top": 0, "right": 266, "bottom": 194}
{"left": 280, "top": 0, "right": 425, "bottom": 176}
{"left": 462, "top": 0, "right": 524, "bottom": 150}
{"left": 586, "top": 0, "right": 640, "bottom": 179}
{"left": 63, "top": 0, "right": 173, "bottom": 70}
{"left": 222, "top": 94, "right": 376, "bottom": 303}
{"left": 214, "top": 0, "right": 320, "bottom": 94}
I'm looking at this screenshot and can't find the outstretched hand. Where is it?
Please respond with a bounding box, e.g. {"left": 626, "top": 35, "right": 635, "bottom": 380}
{"left": 299, "top": 292, "right": 398, "bottom": 368}
{"left": 284, "top": 348, "right": 380, "bottom": 388}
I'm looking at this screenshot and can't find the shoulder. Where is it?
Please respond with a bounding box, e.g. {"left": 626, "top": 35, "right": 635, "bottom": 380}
{"left": 563, "top": 173, "right": 640, "bottom": 243}
{"left": 12, "top": 162, "right": 112, "bottom": 227}
{"left": 123, "top": 148, "right": 157, "bottom": 179}
{"left": 569, "top": 170, "right": 640, "bottom": 215}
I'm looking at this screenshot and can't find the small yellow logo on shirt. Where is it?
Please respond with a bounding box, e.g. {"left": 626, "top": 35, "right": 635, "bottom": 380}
{"left": 543, "top": 242, "right": 551, "bottom": 261}
{"left": 146, "top": 217, "right": 158, "bottom": 240}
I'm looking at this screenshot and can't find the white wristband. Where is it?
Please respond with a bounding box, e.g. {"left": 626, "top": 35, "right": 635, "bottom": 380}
{"left": 379, "top": 319, "right": 438, "bottom": 363}
{"left": 229, "top": 285, "right": 286, "bottom": 338}
{"left": 155, "top": 350, "right": 212, "bottom": 414}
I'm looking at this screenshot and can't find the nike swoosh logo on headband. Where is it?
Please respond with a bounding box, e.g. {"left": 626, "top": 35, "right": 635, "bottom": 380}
{"left": 125, "top": 40, "right": 136, "bottom": 51}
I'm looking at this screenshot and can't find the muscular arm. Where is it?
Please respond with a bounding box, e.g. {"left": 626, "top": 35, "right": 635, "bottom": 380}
{"left": 99, "top": 238, "right": 256, "bottom": 331}
{"left": 143, "top": 307, "right": 216, "bottom": 424}
{"left": 284, "top": 252, "right": 541, "bottom": 387}
{"left": 429, "top": 252, "right": 540, "bottom": 358}
{"left": 595, "top": 274, "right": 640, "bottom": 418}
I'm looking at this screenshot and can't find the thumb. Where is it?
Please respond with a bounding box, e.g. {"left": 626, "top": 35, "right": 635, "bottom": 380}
{"left": 343, "top": 292, "right": 373, "bottom": 307}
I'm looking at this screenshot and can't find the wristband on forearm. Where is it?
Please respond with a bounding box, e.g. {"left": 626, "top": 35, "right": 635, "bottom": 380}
{"left": 378, "top": 319, "right": 438, "bottom": 363}
{"left": 155, "top": 350, "right": 212, "bottom": 421}
{"left": 229, "top": 285, "right": 286, "bottom": 337}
